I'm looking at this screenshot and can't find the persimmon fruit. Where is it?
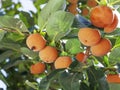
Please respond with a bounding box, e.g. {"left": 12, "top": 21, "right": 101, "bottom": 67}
{"left": 91, "top": 38, "right": 112, "bottom": 56}
{"left": 30, "top": 62, "right": 45, "bottom": 74}
{"left": 78, "top": 28, "right": 101, "bottom": 46}
{"left": 90, "top": 5, "right": 114, "bottom": 28}
{"left": 104, "top": 14, "right": 118, "bottom": 33}
{"left": 75, "top": 52, "right": 85, "bottom": 62}
{"left": 87, "top": 0, "right": 97, "bottom": 8}
{"left": 26, "top": 33, "right": 46, "bottom": 51}
{"left": 54, "top": 56, "right": 72, "bottom": 69}
{"left": 107, "top": 74, "right": 120, "bottom": 83}
{"left": 68, "top": 4, "right": 78, "bottom": 15}
{"left": 81, "top": 8, "right": 89, "bottom": 16}
{"left": 39, "top": 46, "right": 58, "bottom": 63}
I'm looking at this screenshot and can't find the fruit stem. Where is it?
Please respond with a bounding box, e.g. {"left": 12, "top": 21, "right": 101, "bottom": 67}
{"left": 103, "top": 67, "right": 117, "bottom": 72}
{"left": 82, "top": 47, "right": 90, "bottom": 63}
{"left": 99, "top": 0, "right": 108, "bottom": 5}
{"left": 49, "top": 40, "right": 56, "bottom": 47}
{"left": 61, "top": 51, "right": 68, "bottom": 56}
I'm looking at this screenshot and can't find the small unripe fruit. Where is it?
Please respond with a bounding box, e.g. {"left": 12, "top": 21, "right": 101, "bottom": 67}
{"left": 75, "top": 52, "right": 85, "bottom": 62}
{"left": 39, "top": 46, "right": 58, "bottom": 63}
{"left": 91, "top": 38, "right": 112, "bottom": 56}
{"left": 107, "top": 74, "right": 120, "bottom": 83}
{"left": 87, "top": 0, "right": 97, "bottom": 8}
{"left": 54, "top": 56, "right": 72, "bottom": 69}
{"left": 78, "top": 28, "right": 101, "bottom": 46}
{"left": 26, "top": 33, "right": 46, "bottom": 51}
{"left": 68, "top": 4, "right": 78, "bottom": 15}
{"left": 81, "top": 8, "right": 89, "bottom": 16}
{"left": 30, "top": 62, "right": 45, "bottom": 74}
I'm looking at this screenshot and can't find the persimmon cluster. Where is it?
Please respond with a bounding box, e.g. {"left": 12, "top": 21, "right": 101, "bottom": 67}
{"left": 90, "top": 5, "right": 118, "bottom": 33}
{"left": 78, "top": 5, "right": 118, "bottom": 57}
{"left": 26, "top": 33, "right": 72, "bottom": 74}
{"left": 67, "top": 0, "right": 78, "bottom": 15}
{"left": 81, "top": 0, "right": 97, "bottom": 16}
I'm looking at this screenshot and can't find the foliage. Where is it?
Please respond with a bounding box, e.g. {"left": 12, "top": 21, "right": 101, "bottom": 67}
{"left": 0, "top": 0, "right": 120, "bottom": 90}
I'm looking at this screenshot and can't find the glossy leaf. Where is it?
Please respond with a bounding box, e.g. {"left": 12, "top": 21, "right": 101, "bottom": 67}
{"left": 0, "top": 29, "right": 6, "bottom": 41}
{"left": 0, "top": 16, "right": 29, "bottom": 35}
{"left": 80, "top": 82, "right": 90, "bottom": 90}
{"left": 6, "top": 32, "right": 25, "bottom": 42}
{"left": 109, "top": 47, "right": 120, "bottom": 63}
{"left": 0, "top": 50, "right": 14, "bottom": 63}
{"left": 2, "top": 0, "right": 13, "bottom": 8}
{"left": 0, "top": 72, "right": 9, "bottom": 86}
{"left": 109, "top": 83, "right": 120, "bottom": 90}
{"left": 0, "top": 42, "right": 21, "bottom": 51}
{"left": 19, "top": 11, "right": 35, "bottom": 28}
{"left": 46, "top": 11, "right": 74, "bottom": 41}
{"left": 59, "top": 71, "right": 83, "bottom": 90}
{"left": 20, "top": 47, "right": 38, "bottom": 59}
{"left": 3, "top": 59, "right": 30, "bottom": 70}
{"left": 38, "top": 0, "right": 66, "bottom": 29}
{"left": 87, "top": 66, "right": 109, "bottom": 90}
{"left": 39, "top": 69, "right": 64, "bottom": 90}
{"left": 65, "top": 38, "right": 83, "bottom": 54}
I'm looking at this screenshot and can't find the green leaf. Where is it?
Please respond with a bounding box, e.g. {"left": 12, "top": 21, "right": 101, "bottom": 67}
{"left": 0, "top": 16, "right": 29, "bottom": 35}
{"left": 65, "top": 38, "right": 83, "bottom": 54}
{"left": 0, "top": 72, "right": 9, "bottom": 86}
{"left": 0, "top": 29, "right": 6, "bottom": 41}
{"left": 38, "top": 0, "right": 66, "bottom": 29}
{"left": 115, "top": 37, "right": 120, "bottom": 45}
{"left": 0, "top": 50, "right": 14, "bottom": 63}
{"left": 2, "top": 0, "right": 13, "bottom": 8}
{"left": 109, "top": 47, "right": 120, "bottom": 63}
{"left": 80, "top": 82, "right": 90, "bottom": 90}
{"left": 46, "top": 11, "right": 74, "bottom": 41}
{"left": 59, "top": 71, "right": 82, "bottom": 90}
{"left": 19, "top": 11, "right": 35, "bottom": 28}
{"left": 0, "top": 42, "right": 21, "bottom": 51}
{"left": 20, "top": 47, "right": 38, "bottom": 59}
{"left": 6, "top": 32, "right": 25, "bottom": 42}
{"left": 3, "top": 59, "right": 30, "bottom": 70}
{"left": 25, "top": 80, "right": 38, "bottom": 90}
{"left": 87, "top": 66, "right": 109, "bottom": 90}
{"left": 106, "top": 28, "right": 120, "bottom": 36}
{"left": 39, "top": 69, "right": 63, "bottom": 90}
{"left": 65, "top": 28, "right": 79, "bottom": 38}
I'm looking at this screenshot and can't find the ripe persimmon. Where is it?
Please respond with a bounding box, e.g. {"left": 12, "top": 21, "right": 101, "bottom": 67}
{"left": 104, "top": 14, "right": 118, "bottom": 33}
{"left": 68, "top": 4, "right": 78, "bottom": 15}
{"left": 87, "top": 0, "right": 97, "bottom": 8}
{"left": 78, "top": 28, "right": 101, "bottom": 46}
{"left": 67, "top": 0, "right": 78, "bottom": 4}
{"left": 26, "top": 33, "right": 46, "bottom": 51}
{"left": 106, "top": 74, "right": 120, "bottom": 83}
{"left": 90, "top": 5, "right": 114, "bottom": 28}
{"left": 54, "top": 56, "right": 72, "bottom": 69}
{"left": 39, "top": 46, "right": 58, "bottom": 63}
{"left": 75, "top": 52, "right": 85, "bottom": 62}
{"left": 91, "top": 38, "right": 112, "bottom": 56}
{"left": 30, "top": 62, "right": 45, "bottom": 74}
{"left": 81, "top": 8, "right": 89, "bottom": 16}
